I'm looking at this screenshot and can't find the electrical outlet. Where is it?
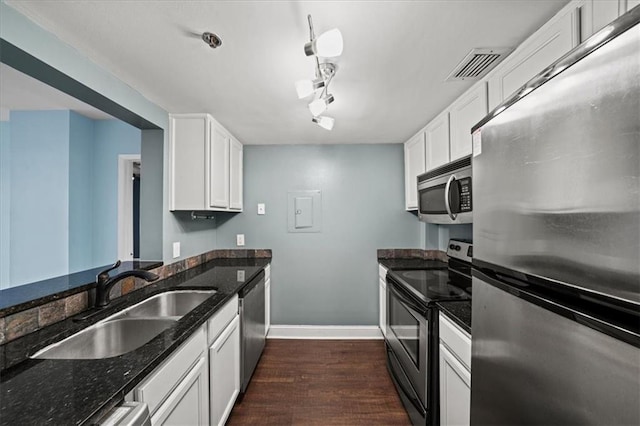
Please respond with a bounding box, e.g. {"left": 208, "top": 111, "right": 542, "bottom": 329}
{"left": 236, "top": 234, "right": 245, "bottom": 246}
{"left": 257, "top": 203, "right": 266, "bottom": 215}
{"left": 237, "top": 270, "right": 245, "bottom": 282}
{"left": 172, "top": 242, "right": 180, "bottom": 258}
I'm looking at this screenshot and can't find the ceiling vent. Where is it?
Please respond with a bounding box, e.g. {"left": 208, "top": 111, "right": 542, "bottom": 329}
{"left": 445, "top": 48, "right": 512, "bottom": 82}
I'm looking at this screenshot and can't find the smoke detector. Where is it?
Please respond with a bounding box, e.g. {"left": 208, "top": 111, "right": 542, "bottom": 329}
{"left": 446, "top": 48, "right": 512, "bottom": 81}
{"left": 202, "top": 32, "right": 222, "bottom": 49}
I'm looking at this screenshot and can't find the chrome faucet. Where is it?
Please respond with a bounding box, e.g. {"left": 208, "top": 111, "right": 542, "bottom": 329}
{"left": 95, "top": 260, "right": 159, "bottom": 307}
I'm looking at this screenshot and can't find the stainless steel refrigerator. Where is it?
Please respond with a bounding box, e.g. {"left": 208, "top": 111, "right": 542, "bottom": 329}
{"left": 470, "top": 7, "right": 639, "bottom": 425}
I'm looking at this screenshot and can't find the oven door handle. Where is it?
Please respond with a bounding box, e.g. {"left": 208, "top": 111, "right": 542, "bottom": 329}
{"left": 388, "top": 280, "right": 428, "bottom": 317}
{"left": 444, "top": 174, "right": 457, "bottom": 221}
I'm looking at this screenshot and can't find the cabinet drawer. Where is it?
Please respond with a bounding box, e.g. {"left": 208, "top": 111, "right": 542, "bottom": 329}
{"left": 378, "top": 264, "right": 388, "bottom": 280}
{"left": 439, "top": 312, "right": 471, "bottom": 370}
{"left": 208, "top": 295, "right": 238, "bottom": 345}
{"left": 135, "top": 325, "right": 206, "bottom": 415}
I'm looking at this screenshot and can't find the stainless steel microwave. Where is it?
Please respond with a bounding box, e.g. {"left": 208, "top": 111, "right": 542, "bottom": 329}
{"left": 417, "top": 156, "right": 472, "bottom": 224}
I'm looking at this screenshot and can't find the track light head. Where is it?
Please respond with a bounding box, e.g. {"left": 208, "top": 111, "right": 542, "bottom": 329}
{"left": 312, "top": 116, "right": 335, "bottom": 131}
{"left": 309, "top": 94, "right": 334, "bottom": 116}
{"left": 304, "top": 28, "right": 343, "bottom": 58}
{"left": 295, "top": 78, "right": 326, "bottom": 99}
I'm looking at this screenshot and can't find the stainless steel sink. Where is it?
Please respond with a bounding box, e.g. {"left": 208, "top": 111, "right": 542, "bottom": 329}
{"left": 31, "top": 290, "right": 216, "bottom": 359}
{"left": 113, "top": 290, "right": 217, "bottom": 319}
{"left": 31, "top": 318, "right": 177, "bottom": 359}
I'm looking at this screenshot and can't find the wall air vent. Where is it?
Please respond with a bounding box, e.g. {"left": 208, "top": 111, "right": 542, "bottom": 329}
{"left": 445, "top": 48, "right": 512, "bottom": 81}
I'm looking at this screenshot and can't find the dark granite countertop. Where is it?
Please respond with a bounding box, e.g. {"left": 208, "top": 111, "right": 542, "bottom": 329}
{"left": 0, "top": 257, "right": 270, "bottom": 426}
{"left": 437, "top": 300, "right": 472, "bottom": 334}
{"left": 378, "top": 258, "right": 448, "bottom": 270}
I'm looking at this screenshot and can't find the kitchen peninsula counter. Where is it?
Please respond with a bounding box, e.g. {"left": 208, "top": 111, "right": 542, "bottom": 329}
{"left": 0, "top": 257, "right": 270, "bottom": 426}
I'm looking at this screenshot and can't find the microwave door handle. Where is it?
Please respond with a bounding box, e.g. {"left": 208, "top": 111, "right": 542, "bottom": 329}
{"left": 444, "top": 174, "right": 457, "bottom": 220}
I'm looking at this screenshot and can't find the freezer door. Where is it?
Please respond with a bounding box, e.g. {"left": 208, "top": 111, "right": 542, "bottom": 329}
{"left": 471, "top": 275, "right": 640, "bottom": 425}
{"left": 472, "top": 20, "right": 640, "bottom": 304}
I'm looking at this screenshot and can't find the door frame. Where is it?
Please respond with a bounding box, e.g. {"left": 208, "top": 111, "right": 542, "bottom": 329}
{"left": 117, "top": 154, "right": 141, "bottom": 261}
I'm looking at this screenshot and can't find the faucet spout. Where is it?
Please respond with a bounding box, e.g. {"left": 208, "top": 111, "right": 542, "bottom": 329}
{"left": 95, "top": 261, "right": 159, "bottom": 308}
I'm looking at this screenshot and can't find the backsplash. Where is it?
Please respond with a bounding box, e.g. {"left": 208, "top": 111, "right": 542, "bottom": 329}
{"left": 0, "top": 249, "right": 271, "bottom": 346}
{"left": 377, "top": 248, "right": 448, "bottom": 262}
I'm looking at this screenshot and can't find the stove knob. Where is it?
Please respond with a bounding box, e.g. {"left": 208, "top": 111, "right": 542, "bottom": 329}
{"left": 449, "top": 244, "right": 455, "bottom": 250}
{"left": 455, "top": 245, "right": 461, "bottom": 251}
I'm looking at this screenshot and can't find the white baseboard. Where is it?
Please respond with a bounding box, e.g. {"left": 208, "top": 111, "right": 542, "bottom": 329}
{"left": 266, "top": 325, "right": 383, "bottom": 340}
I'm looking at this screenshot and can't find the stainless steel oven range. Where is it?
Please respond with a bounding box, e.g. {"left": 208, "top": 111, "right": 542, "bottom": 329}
{"left": 385, "top": 240, "right": 472, "bottom": 426}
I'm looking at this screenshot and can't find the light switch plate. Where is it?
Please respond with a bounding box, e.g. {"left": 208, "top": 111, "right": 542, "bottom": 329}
{"left": 257, "top": 203, "right": 266, "bottom": 215}
{"left": 236, "top": 234, "right": 245, "bottom": 246}
{"left": 172, "top": 242, "right": 180, "bottom": 258}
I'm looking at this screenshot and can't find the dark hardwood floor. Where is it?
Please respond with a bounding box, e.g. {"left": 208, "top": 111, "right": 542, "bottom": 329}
{"left": 227, "top": 339, "right": 411, "bottom": 426}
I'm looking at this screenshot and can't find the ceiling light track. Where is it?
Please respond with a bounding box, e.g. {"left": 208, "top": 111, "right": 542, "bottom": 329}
{"left": 295, "top": 14, "right": 343, "bottom": 131}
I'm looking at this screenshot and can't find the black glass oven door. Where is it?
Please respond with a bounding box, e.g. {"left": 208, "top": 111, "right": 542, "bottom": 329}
{"left": 389, "top": 290, "right": 421, "bottom": 369}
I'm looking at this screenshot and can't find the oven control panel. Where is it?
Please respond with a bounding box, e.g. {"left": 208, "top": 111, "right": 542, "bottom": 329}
{"left": 447, "top": 240, "right": 473, "bottom": 263}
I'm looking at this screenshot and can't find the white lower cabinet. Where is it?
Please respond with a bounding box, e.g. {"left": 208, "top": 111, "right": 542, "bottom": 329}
{"left": 129, "top": 295, "right": 243, "bottom": 426}
{"left": 130, "top": 325, "right": 209, "bottom": 425}
{"left": 439, "top": 313, "right": 471, "bottom": 426}
{"left": 378, "top": 264, "right": 388, "bottom": 338}
{"left": 209, "top": 315, "right": 240, "bottom": 426}
{"left": 152, "top": 356, "right": 209, "bottom": 426}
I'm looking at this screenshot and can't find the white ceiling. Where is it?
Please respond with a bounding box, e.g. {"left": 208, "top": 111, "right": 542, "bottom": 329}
{"left": 6, "top": 0, "right": 570, "bottom": 145}
{"left": 0, "top": 63, "right": 113, "bottom": 121}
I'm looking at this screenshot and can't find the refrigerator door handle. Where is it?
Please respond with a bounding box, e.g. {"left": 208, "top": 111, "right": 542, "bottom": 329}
{"left": 444, "top": 174, "right": 457, "bottom": 220}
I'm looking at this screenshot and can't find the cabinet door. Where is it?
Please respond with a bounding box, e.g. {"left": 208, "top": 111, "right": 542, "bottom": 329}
{"left": 404, "top": 133, "right": 426, "bottom": 210}
{"left": 152, "top": 356, "right": 209, "bottom": 426}
{"left": 449, "top": 84, "right": 487, "bottom": 161}
{"left": 488, "top": 8, "right": 578, "bottom": 110}
{"left": 379, "top": 277, "right": 386, "bottom": 338}
{"left": 265, "top": 278, "right": 271, "bottom": 337}
{"left": 580, "top": 0, "right": 620, "bottom": 41}
{"left": 210, "top": 315, "right": 240, "bottom": 426}
{"left": 439, "top": 343, "right": 471, "bottom": 426}
{"left": 208, "top": 123, "right": 230, "bottom": 209}
{"left": 425, "top": 112, "right": 450, "bottom": 171}
{"left": 229, "top": 137, "right": 243, "bottom": 210}
{"left": 170, "top": 115, "right": 207, "bottom": 210}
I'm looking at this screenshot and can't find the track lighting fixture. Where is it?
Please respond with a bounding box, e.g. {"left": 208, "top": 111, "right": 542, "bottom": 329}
{"left": 295, "top": 15, "right": 343, "bottom": 131}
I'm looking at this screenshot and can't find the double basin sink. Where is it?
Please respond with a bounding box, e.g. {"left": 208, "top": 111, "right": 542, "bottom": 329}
{"left": 32, "top": 290, "right": 216, "bottom": 360}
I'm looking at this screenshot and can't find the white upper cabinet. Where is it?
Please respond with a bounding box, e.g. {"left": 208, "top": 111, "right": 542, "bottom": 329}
{"left": 487, "top": 5, "right": 579, "bottom": 110}
{"left": 229, "top": 137, "right": 243, "bottom": 211}
{"left": 449, "top": 83, "right": 487, "bottom": 162}
{"left": 208, "top": 123, "right": 230, "bottom": 209}
{"left": 425, "top": 111, "right": 450, "bottom": 171}
{"left": 404, "top": 132, "right": 426, "bottom": 210}
{"left": 170, "top": 113, "right": 243, "bottom": 212}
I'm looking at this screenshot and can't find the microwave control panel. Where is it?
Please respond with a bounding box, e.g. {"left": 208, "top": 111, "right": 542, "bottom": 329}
{"left": 459, "top": 177, "right": 472, "bottom": 212}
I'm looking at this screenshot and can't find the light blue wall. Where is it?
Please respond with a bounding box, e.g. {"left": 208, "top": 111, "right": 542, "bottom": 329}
{"left": 425, "top": 223, "right": 473, "bottom": 251}
{"left": 92, "top": 120, "right": 140, "bottom": 265}
{"left": 216, "top": 144, "right": 422, "bottom": 326}
{"left": 0, "top": 121, "right": 10, "bottom": 288}
{"left": 68, "top": 111, "right": 94, "bottom": 272}
{"left": 1, "top": 1, "right": 221, "bottom": 264}
{"left": 10, "top": 110, "right": 70, "bottom": 286}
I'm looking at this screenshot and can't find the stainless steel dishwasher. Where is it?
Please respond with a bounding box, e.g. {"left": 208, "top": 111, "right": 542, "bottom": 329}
{"left": 239, "top": 270, "right": 266, "bottom": 393}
